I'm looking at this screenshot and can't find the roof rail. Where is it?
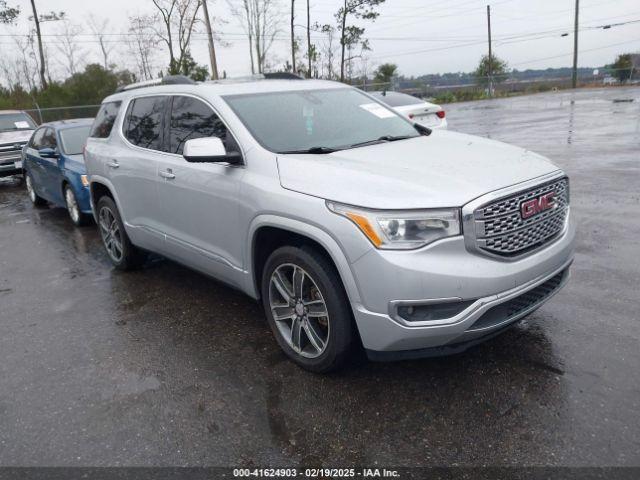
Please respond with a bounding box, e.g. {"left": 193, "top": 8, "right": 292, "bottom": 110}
{"left": 263, "top": 72, "right": 304, "bottom": 80}
{"left": 116, "top": 75, "right": 196, "bottom": 93}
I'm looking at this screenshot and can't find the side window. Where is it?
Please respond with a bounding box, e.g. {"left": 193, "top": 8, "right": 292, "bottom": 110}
{"left": 41, "top": 128, "right": 57, "bottom": 150}
{"left": 124, "top": 96, "right": 166, "bottom": 151}
{"left": 90, "top": 101, "right": 121, "bottom": 138}
{"left": 169, "top": 96, "right": 239, "bottom": 155}
{"left": 30, "top": 128, "right": 46, "bottom": 149}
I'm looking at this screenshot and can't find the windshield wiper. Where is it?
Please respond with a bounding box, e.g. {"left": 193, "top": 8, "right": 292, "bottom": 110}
{"left": 278, "top": 146, "right": 340, "bottom": 154}
{"left": 349, "top": 135, "right": 415, "bottom": 149}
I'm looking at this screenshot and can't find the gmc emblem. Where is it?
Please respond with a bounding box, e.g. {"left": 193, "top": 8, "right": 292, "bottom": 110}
{"left": 520, "top": 192, "right": 555, "bottom": 219}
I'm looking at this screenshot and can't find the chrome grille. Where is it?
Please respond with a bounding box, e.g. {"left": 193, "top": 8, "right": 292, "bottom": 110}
{"left": 473, "top": 178, "right": 569, "bottom": 257}
{"left": 0, "top": 142, "right": 25, "bottom": 165}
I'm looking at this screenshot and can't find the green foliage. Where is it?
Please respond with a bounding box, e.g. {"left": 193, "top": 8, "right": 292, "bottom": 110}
{"left": 0, "top": 0, "right": 19, "bottom": 24}
{"left": 0, "top": 64, "right": 134, "bottom": 112}
{"left": 373, "top": 63, "right": 398, "bottom": 85}
{"left": 474, "top": 54, "right": 508, "bottom": 85}
{"left": 170, "top": 51, "right": 210, "bottom": 81}
{"left": 610, "top": 53, "right": 634, "bottom": 82}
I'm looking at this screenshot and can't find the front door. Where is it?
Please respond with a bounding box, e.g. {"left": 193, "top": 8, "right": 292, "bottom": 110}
{"left": 155, "top": 95, "right": 246, "bottom": 285}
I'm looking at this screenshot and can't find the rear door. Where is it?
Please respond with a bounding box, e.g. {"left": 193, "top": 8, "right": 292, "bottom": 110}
{"left": 39, "top": 128, "right": 64, "bottom": 205}
{"left": 155, "top": 94, "right": 245, "bottom": 284}
{"left": 113, "top": 95, "right": 169, "bottom": 249}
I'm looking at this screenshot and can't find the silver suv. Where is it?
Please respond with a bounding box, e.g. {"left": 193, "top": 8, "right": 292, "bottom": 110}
{"left": 85, "top": 75, "right": 575, "bottom": 372}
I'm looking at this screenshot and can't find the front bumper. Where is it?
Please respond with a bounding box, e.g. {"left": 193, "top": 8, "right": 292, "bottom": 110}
{"left": 0, "top": 161, "right": 21, "bottom": 177}
{"left": 349, "top": 215, "right": 575, "bottom": 354}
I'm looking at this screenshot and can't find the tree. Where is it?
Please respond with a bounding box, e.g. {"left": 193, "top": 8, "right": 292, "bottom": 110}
{"left": 55, "top": 19, "right": 87, "bottom": 77}
{"left": 126, "top": 15, "right": 157, "bottom": 81}
{"left": 87, "top": 15, "right": 115, "bottom": 70}
{"left": 28, "top": 1, "right": 64, "bottom": 89}
{"left": 228, "top": 0, "right": 281, "bottom": 74}
{"left": 176, "top": 51, "right": 209, "bottom": 81}
{"left": 373, "top": 63, "right": 397, "bottom": 86}
{"left": 151, "top": 0, "right": 202, "bottom": 75}
{"left": 335, "top": 0, "right": 385, "bottom": 82}
{"left": 0, "top": 0, "right": 19, "bottom": 24}
{"left": 474, "top": 53, "right": 508, "bottom": 86}
{"left": 611, "top": 53, "right": 634, "bottom": 83}
{"left": 319, "top": 24, "right": 337, "bottom": 79}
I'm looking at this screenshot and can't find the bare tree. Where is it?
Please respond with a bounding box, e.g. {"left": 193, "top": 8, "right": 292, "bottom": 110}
{"left": 151, "top": 0, "right": 202, "bottom": 75}
{"left": 126, "top": 14, "right": 157, "bottom": 81}
{"left": 87, "top": 14, "right": 115, "bottom": 70}
{"left": 27, "top": 2, "right": 64, "bottom": 89}
{"left": 55, "top": 19, "right": 87, "bottom": 77}
{"left": 229, "top": 0, "right": 281, "bottom": 74}
{"left": 318, "top": 23, "right": 337, "bottom": 79}
{"left": 335, "top": 0, "right": 384, "bottom": 82}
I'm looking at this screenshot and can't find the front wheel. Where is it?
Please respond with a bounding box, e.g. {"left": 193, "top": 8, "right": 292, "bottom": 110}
{"left": 64, "top": 185, "right": 91, "bottom": 227}
{"left": 96, "top": 196, "right": 147, "bottom": 270}
{"left": 261, "top": 246, "right": 355, "bottom": 373}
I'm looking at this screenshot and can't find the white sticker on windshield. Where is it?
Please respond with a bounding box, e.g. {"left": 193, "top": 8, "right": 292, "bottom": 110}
{"left": 359, "top": 103, "right": 396, "bottom": 119}
{"left": 14, "top": 121, "right": 30, "bottom": 128}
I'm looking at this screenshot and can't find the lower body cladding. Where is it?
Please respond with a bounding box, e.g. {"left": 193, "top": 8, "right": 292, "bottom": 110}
{"left": 349, "top": 218, "right": 575, "bottom": 361}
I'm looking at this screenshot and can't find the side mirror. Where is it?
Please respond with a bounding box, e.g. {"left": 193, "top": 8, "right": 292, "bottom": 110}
{"left": 38, "top": 147, "right": 58, "bottom": 158}
{"left": 183, "top": 137, "right": 242, "bottom": 165}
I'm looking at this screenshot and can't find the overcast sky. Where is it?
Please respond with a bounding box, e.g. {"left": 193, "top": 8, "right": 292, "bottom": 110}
{"left": 2, "top": 0, "right": 639, "bottom": 79}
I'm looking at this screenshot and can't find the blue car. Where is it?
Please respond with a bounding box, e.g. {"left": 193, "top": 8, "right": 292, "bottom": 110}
{"left": 22, "top": 118, "right": 94, "bottom": 226}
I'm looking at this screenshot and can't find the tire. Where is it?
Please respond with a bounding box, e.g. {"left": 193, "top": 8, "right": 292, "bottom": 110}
{"left": 64, "top": 184, "right": 91, "bottom": 227}
{"left": 96, "top": 196, "right": 147, "bottom": 270}
{"left": 25, "top": 172, "right": 46, "bottom": 206}
{"left": 261, "top": 245, "right": 355, "bottom": 373}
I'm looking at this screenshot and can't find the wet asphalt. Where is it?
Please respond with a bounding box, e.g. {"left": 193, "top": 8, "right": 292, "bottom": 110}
{"left": 0, "top": 86, "right": 639, "bottom": 467}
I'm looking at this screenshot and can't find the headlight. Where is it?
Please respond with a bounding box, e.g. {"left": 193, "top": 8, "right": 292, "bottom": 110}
{"left": 327, "top": 201, "right": 461, "bottom": 250}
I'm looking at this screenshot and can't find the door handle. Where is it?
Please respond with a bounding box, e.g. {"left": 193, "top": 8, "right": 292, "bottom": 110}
{"left": 106, "top": 160, "right": 119, "bottom": 169}
{"left": 159, "top": 169, "right": 175, "bottom": 180}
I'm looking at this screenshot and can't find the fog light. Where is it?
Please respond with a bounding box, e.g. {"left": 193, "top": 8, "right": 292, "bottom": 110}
{"left": 397, "top": 300, "right": 475, "bottom": 323}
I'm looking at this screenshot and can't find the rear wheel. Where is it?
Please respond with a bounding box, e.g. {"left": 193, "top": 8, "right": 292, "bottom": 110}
{"left": 261, "top": 246, "right": 354, "bottom": 373}
{"left": 96, "top": 196, "right": 147, "bottom": 270}
{"left": 64, "top": 185, "right": 91, "bottom": 227}
{"left": 25, "top": 172, "right": 46, "bottom": 206}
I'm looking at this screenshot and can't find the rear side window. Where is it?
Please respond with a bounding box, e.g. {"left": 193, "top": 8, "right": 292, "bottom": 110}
{"left": 90, "top": 101, "right": 121, "bottom": 138}
{"left": 169, "top": 96, "right": 238, "bottom": 155}
{"left": 124, "top": 96, "right": 166, "bottom": 151}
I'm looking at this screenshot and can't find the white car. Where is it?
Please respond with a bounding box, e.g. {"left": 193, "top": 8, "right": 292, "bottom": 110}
{"left": 371, "top": 91, "right": 447, "bottom": 130}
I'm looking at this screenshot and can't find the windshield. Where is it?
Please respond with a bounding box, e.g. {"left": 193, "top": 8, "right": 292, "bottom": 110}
{"left": 0, "top": 112, "right": 37, "bottom": 132}
{"left": 59, "top": 125, "right": 91, "bottom": 155}
{"left": 223, "top": 88, "right": 419, "bottom": 153}
{"left": 372, "top": 91, "right": 425, "bottom": 107}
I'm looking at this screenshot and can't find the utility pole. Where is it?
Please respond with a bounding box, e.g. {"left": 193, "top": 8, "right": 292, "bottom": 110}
{"left": 487, "top": 5, "right": 493, "bottom": 97}
{"left": 572, "top": 0, "right": 579, "bottom": 88}
{"left": 307, "top": 0, "right": 312, "bottom": 78}
{"left": 291, "top": 0, "right": 296, "bottom": 73}
{"left": 202, "top": 0, "right": 219, "bottom": 80}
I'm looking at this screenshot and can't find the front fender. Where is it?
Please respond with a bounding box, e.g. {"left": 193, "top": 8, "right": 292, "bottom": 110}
{"left": 244, "top": 214, "right": 362, "bottom": 305}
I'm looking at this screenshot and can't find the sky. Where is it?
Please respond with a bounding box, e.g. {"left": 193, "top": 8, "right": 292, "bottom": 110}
{"left": 1, "top": 0, "right": 639, "bottom": 80}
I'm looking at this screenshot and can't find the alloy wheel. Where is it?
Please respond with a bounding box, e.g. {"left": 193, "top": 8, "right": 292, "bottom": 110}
{"left": 65, "top": 188, "right": 80, "bottom": 224}
{"left": 268, "top": 263, "right": 330, "bottom": 358}
{"left": 98, "top": 206, "right": 123, "bottom": 262}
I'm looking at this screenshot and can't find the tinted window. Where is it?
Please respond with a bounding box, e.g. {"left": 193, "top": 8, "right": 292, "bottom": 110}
{"left": 30, "top": 128, "right": 46, "bottom": 149}
{"left": 124, "top": 96, "right": 166, "bottom": 151}
{"left": 0, "top": 112, "right": 36, "bottom": 132}
{"left": 169, "top": 96, "right": 238, "bottom": 155}
{"left": 90, "top": 101, "right": 121, "bottom": 138}
{"left": 223, "top": 88, "right": 417, "bottom": 154}
{"left": 60, "top": 126, "right": 91, "bottom": 155}
{"left": 41, "top": 128, "right": 57, "bottom": 149}
{"left": 371, "top": 91, "right": 424, "bottom": 107}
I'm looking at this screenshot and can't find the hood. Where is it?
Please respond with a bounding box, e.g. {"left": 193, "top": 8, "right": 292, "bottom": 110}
{"left": 276, "top": 130, "right": 560, "bottom": 209}
{"left": 0, "top": 129, "right": 33, "bottom": 145}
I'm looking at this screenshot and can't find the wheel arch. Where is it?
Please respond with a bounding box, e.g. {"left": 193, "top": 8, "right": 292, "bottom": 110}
{"left": 89, "top": 176, "right": 121, "bottom": 222}
{"left": 246, "top": 215, "right": 362, "bottom": 306}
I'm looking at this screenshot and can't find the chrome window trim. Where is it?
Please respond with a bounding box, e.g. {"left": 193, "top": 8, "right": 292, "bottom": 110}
{"left": 462, "top": 170, "right": 569, "bottom": 262}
